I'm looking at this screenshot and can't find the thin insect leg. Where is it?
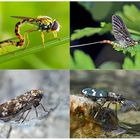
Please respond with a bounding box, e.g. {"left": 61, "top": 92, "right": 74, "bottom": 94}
{"left": 107, "top": 102, "right": 111, "bottom": 108}
{"left": 24, "top": 28, "right": 38, "bottom": 48}
{"left": 16, "top": 111, "right": 25, "bottom": 122}
{"left": 94, "top": 102, "right": 105, "bottom": 119}
{"left": 41, "top": 32, "right": 45, "bottom": 48}
{"left": 52, "top": 31, "right": 58, "bottom": 38}
{"left": 34, "top": 107, "right": 38, "bottom": 117}
{"left": 100, "top": 102, "right": 111, "bottom": 120}
{"left": 40, "top": 103, "right": 48, "bottom": 112}
{"left": 115, "top": 103, "right": 118, "bottom": 117}
{"left": 22, "top": 109, "right": 31, "bottom": 123}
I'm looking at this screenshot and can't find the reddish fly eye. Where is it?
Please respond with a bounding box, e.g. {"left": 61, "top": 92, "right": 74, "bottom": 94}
{"left": 51, "top": 21, "right": 59, "bottom": 31}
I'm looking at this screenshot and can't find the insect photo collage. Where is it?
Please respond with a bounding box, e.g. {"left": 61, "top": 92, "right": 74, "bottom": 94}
{"left": 0, "top": 1, "right": 140, "bottom": 139}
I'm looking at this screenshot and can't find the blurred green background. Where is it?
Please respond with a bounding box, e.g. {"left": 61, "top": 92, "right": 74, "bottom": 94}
{"left": 0, "top": 2, "right": 69, "bottom": 69}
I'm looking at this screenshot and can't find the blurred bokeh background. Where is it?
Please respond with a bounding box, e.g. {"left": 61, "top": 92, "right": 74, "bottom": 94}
{"left": 0, "top": 2, "right": 69, "bottom": 69}
{"left": 71, "top": 70, "right": 140, "bottom": 102}
{"left": 0, "top": 70, "right": 69, "bottom": 138}
{"left": 70, "top": 2, "right": 140, "bottom": 69}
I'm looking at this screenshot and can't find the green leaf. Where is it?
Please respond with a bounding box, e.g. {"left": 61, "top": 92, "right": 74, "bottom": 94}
{"left": 71, "top": 23, "right": 112, "bottom": 41}
{"left": 123, "top": 57, "right": 134, "bottom": 69}
{"left": 70, "top": 50, "right": 95, "bottom": 69}
{"left": 99, "top": 61, "right": 121, "bottom": 69}
{"left": 78, "top": 2, "right": 113, "bottom": 21}
{"left": 116, "top": 5, "right": 140, "bottom": 32}
{"left": 71, "top": 27, "right": 101, "bottom": 41}
{"left": 134, "top": 50, "right": 140, "bottom": 68}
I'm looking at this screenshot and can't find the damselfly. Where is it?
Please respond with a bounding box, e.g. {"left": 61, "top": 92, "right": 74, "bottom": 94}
{"left": 71, "top": 15, "right": 140, "bottom": 48}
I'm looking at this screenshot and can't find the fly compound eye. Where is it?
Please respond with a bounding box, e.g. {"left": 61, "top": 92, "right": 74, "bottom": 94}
{"left": 51, "top": 20, "right": 59, "bottom": 31}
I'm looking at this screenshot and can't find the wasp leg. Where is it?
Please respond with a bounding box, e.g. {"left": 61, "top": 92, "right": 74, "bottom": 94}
{"left": 41, "top": 32, "right": 45, "bottom": 48}
{"left": 22, "top": 109, "right": 32, "bottom": 123}
{"left": 24, "top": 28, "right": 38, "bottom": 48}
{"left": 40, "top": 103, "right": 48, "bottom": 112}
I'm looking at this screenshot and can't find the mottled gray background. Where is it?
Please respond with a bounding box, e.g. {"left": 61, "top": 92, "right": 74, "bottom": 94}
{"left": 0, "top": 70, "right": 69, "bottom": 138}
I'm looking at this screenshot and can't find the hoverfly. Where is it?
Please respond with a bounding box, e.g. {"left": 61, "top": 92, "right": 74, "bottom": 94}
{"left": 71, "top": 15, "right": 140, "bottom": 48}
{"left": 0, "top": 16, "right": 61, "bottom": 48}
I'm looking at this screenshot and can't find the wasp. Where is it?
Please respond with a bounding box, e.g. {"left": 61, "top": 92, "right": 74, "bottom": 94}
{"left": 0, "top": 16, "right": 60, "bottom": 48}
{"left": 0, "top": 89, "right": 47, "bottom": 123}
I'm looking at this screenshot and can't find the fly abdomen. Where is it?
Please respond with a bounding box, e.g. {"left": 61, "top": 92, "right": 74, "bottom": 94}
{"left": 0, "top": 40, "right": 17, "bottom": 48}
{"left": 14, "top": 19, "right": 26, "bottom": 47}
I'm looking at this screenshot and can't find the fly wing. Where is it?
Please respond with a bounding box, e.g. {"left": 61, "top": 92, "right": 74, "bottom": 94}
{"left": 11, "top": 16, "right": 40, "bottom": 27}
{"left": 11, "top": 16, "right": 35, "bottom": 20}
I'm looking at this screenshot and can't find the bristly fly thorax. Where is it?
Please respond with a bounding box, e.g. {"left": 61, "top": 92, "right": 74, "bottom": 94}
{"left": 0, "top": 89, "right": 47, "bottom": 122}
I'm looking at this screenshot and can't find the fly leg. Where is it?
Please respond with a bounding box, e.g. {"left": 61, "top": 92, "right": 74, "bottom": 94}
{"left": 24, "top": 28, "right": 38, "bottom": 48}
{"left": 94, "top": 98, "right": 106, "bottom": 119}
{"left": 115, "top": 103, "right": 118, "bottom": 119}
{"left": 106, "top": 102, "right": 118, "bottom": 120}
{"left": 100, "top": 101, "right": 111, "bottom": 121}
{"left": 52, "top": 31, "right": 58, "bottom": 38}
{"left": 41, "top": 32, "right": 45, "bottom": 48}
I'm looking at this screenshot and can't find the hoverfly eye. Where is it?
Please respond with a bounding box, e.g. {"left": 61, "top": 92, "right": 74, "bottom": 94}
{"left": 51, "top": 21, "right": 59, "bottom": 31}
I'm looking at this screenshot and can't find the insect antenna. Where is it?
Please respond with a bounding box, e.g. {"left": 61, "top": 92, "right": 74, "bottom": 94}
{"left": 70, "top": 40, "right": 115, "bottom": 48}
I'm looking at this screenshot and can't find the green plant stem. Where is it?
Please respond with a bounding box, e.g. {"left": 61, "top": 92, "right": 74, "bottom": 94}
{"left": 23, "top": 54, "right": 51, "bottom": 69}
{"left": 0, "top": 37, "right": 69, "bottom": 64}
